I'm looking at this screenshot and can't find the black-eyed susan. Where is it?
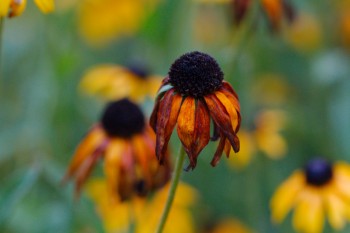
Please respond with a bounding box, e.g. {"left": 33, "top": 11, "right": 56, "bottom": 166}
{"left": 206, "top": 218, "right": 252, "bottom": 233}
{"left": 86, "top": 178, "right": 197, "bottom": 233}
{"left": 229, "top": 109, "right": 287, "bottom": 169}
{"left": 80, "top": 63, "right": 162, "bottom": 102}
{"left": 0, "top": 0, "right": 54, "bottom": 18}
{"left": 150, "top": 51, "right": 241, "bottom": 170}
{"left": 63, "top": 98, "right": 171, "bottom": 201}
{"left": 271, "top": 158, "right": 350, "bottom": 233}
{"left": 78, "top": 0, "right": 159, "bottom": 46}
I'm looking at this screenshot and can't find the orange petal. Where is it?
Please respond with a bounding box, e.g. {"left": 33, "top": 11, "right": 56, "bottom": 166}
{"left": 204, "top": 94, "right": 240, "bottom": 153}
{"left": 74, "top": 140, "right": 107, "bottom": 197}
{"left": 155, "top": 89, "right": 182, "bottom": 163}
{"left": 177, "top": 97, "right": 197, "bottom": 168}
{"left": 216, "top": 91, "right": 240, "bottom": 133}
{"left": 63, "top": 126, "right": 106, "bottom": 182}
{"left": 224, "top": 139, "right": 231, "bottom": 157}
{"left": 211, "top": 136, "right": 226, "bottom": 167}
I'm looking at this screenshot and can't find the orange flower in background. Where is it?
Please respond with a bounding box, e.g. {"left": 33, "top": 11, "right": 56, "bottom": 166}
{"left": 261, "top": 0, "right": 295, "bottom": 31}
{"left": 63, "top": 98, "right": 171, "bottom": 200}
{"left": 80, "top": 63, "right": 162, "bottom": 102}
{"left": 229, "top": 109, "right": 287, "bottom": 169}
{"left": 150, "top": 51, "right": 241, "bottom": 170}
{"left": 271, "top": 159, "right": 350, "bottom": 233}
{"left": 78, "top": 0, "right": 159, "bottom": 46}
{"left": 0, "top": 0, "right": 54, "bottom": 17}
{"left": 86, "top": 179, "right": 197, "bottom": 233}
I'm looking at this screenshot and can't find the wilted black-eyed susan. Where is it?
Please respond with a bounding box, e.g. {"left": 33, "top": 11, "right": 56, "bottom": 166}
{"left": 150, "top": 51, "right": 241, "bottom": 170}
{"left": 63, "top": 98, "right": 171, "bottom": 201}
{"left": 0, "top": 0, "right": 54, "bottom": 18}
{"left": 80, "top": 63, "right": 162, "bottom": 102}
{"left": 271, "top": 158, "right": 350, "bottom": 233}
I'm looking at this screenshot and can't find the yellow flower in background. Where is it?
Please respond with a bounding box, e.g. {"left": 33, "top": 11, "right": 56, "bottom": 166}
{"left": 284, "top": 13, "right": 322, "bottom": 53}
{"left": 229, "top": 110, "right": 287, "bottom": 169}
{"left": 207, "top": 218, "right": 252, "bottom": 233}
{"left": 78, "top": 0, "right": 159, "bottom": 46}
{"left": 63, "top": 99, "right": 171, "bottom": 200}
{"left": 271, "top": 159, "right": 350, "bottom": 233}
{"left": 80, "top": 64, "right": 162, "bottom": 102}
{"left": 0, "top": 0, "right": 54, "bottom": 18}
{"left": 86, "top": 179, "right": 197, "bottom": 233}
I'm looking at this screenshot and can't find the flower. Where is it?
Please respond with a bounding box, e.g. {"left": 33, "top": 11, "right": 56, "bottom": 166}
{"left": 228, "top": 109, "right": 287, "bottom": 169}
{"left": 79, "top": 63, "right": 162, "bottom": 102}
{"left": 63, "top": 98, "right": 171, "bottom": 200}
{"left": 78, "top": 0, "right": 159, "bottom": 46}
{"left": 150, "top": 51, "right": 241, "bottom": 170}
{"left": 271, "top": 158, "right": 350, "bottom": 233}
{"left": 206, "top": 218, "right": 252, "bottom": 233}
{"left": 86, "top": 178, "right": 197, "bottom": 233}
{"left": 0, "top": 0, "right": 54, "bottom": 18}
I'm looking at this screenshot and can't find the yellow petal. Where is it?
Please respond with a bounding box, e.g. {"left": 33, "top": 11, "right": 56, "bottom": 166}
{"left": 0, "top": 0, "right": 11, "bottom": 17}
{"left": 270, "top": 171, "right": 305, "bottom": 223}
{"left": 292, "top": 188, "right": 324, "bottom": 233}
{"left": 9, "top": 0, "right": 27, "bottom": 17}
{"left": 324, "top": 189, "right": 346, "bottom": 230}
{"left": 34, "top": 0, "right": 54, "bottom": 13}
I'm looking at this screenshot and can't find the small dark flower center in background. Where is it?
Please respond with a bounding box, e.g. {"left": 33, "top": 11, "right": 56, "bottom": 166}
{"left": 127, "top": 63, "right": 150, "bottom": 79}
{"left": 169, "top": 51, "right": 224, "bottom": 98}
{"left": 305, "top": 158, "right": 333, "bottom": 186}
{"left": 101, "top": 99, "right": 145, "bottom": 138}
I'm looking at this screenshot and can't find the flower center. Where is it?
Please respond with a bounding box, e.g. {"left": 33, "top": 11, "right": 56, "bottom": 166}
{"left": 168, "top": 51, "right": 224, "bottom": 97}
{"left": 101, "top": 99, "right": 145, "bottom": 138}
{"left": 127, "top": 63, "right": 150, "bottom": 79}
{"left": 305, "top": 158, "right": 333, "bottom": 186}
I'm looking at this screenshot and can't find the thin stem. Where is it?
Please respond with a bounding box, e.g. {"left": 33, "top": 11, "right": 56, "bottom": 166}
{"left": 155, "top": 146, "right": 186, "bottom": 233}
{"left": 0, "top": 17, "right": 3, "bottom": 83}
{"left": 128, "top": 201, "right": 136, "bottom": 233}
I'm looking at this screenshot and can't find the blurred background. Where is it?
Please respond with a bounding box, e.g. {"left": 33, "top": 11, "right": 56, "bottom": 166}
{"left": 1, "top": 0, "right": 350, "bottom": 232}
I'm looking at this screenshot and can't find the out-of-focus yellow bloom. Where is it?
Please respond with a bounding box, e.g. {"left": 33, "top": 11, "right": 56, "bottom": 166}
{"left": 340, "top": 11, "right": 350, "bottom": 49}
{"left": 86, "top": 179, "right": 197, "bottom": 233}
{"left": 284, "top": 13, "right": 322, "bottom": 53}
{"left": 0, "top": 0, "right": 54, "bottom": 18}
{"left": 78, "top": 0, "right": 159, "bottom": 46}
{"left": 80, "top": 64, "right": 162, "bottom": 102}
{"left": 229, "top": 110, "right": 287, "bottom": 169}
{"left": 271, "top": 159, "right": 350, "bottom": 233}
{"left": 209, "top": 218, "right": 252, "bottom": 233}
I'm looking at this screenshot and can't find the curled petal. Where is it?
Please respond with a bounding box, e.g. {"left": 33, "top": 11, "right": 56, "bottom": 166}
{"left": 204, "top": 94, "right": 240, "bottom": 153}
{"left": 74, "top": 140, "right": 108, "bottom": 197}
{"left": 211, "top": 136, "right": 226, "bottom": 167}
{"left": 180, "top": 99, "right": 211, "bottom": 169}
{"left": 224, "top": 139, "right": 231, "bottom": 157}
{"left": 216, "top": 91, "right": 240, "bottom": 133}
{"left": 177, "top": 97, "right": 197, "bottom": 168}
{"left": 63, "top": 126, "right": 105, "bottom": 183}
{"left": 155, "top": 89, "right": 182, "bottom": 163}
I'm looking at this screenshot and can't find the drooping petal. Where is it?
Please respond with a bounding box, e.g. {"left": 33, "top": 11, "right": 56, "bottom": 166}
{"left": 292, "top": 188, "right": 324, "bottom": 233}
{"left": 155, "top": 89, "right": 182, "bottom": 163}
{"left": 74, "top": 140, "right": 108, "bottom": 197}
{"left": 63, "top": 126, "right": 106, "bottom": 182}
{"left": 34, "top": 0, "right": 54, "bottom": 13}
{"left": 224, "top": 139, "right": 231, "bottom": 157}
{"left": 177, "top": 97, "right": 197, "bottom": 168}
{"left": 204, "top": 94, "right": 240, "bottom": 152}
{"left": 211, "top": 136, "right": 226, "bottom": 167}
{"left": 270, "top": 171, "right": 305, "bottom": 223}
{"left": 215, "top": 91, "right": 240, "bottom": 133}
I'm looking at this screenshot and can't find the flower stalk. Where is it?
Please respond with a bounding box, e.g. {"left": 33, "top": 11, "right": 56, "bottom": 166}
{"left": 155, "top": 146, "right": 186, "bottom": 233}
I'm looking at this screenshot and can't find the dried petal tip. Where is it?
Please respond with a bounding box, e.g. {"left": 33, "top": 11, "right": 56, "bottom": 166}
{"left": 169, "top": 51, "right": 224, "bottom": 98}
{"left": 305, "top": 158, "right": 333, "bottom": 186}
{"left": 101, "top": 98, "right": 145, "bottom": 138}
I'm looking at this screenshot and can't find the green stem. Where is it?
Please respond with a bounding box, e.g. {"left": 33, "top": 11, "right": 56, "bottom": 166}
{"left": 0, "top": 17, "right": 3, "bottom": 83}
{"left": 155, "top": 146, "right": 186, "bottom": 233}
